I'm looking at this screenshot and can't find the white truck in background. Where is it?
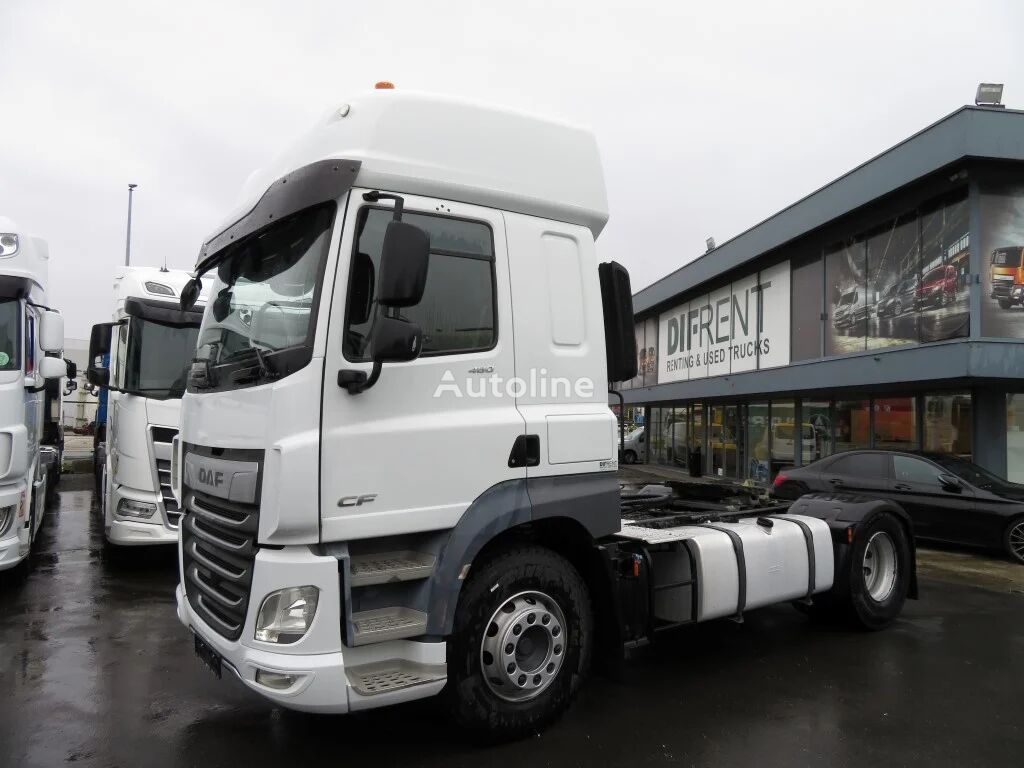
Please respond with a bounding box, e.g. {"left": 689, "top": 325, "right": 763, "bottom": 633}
{"left": 173, "top": 89, "right": 918, "bottom": 739}
{"left": 0, "top": 217, "right": 69, "bottom": 572}
{"left": 86, "top": 267, "right": 208, "bottom": 545}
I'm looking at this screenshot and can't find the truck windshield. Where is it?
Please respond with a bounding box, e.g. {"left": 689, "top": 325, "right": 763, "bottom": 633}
{"left": 191, "top": 203, "right": 336, "bottom": 391}
{"left": 992, "top": 248, "right": 1022, "bottom": 267}
{"left": 839, "top": 290, "right": 857, "bottom": 306}
{"left": 0, "top": 299, "right": 19, "bottom": 371}
{"left": 124, "top": 317, "right": 200, "bottom": 399}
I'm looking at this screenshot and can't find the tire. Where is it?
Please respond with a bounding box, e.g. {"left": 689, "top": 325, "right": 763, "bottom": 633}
{"left": 809, "top": 513, "right": 911, "bottom": 630}
{"left": 623, "top": 450, "right": 637, "bottom": 465}
{"left": 1005, "top": 517, "right": 1024, "bottom": 565}
{"left": 999, "top": 299, "right": 1013, "bottom": 310}
{"left": 445, "top": 546, "right": 592, "bottom": 741}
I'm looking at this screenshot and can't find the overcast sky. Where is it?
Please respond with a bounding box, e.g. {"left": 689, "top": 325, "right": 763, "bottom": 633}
{"left": 2, "top": 0, "right": 1022, "bottom": 339}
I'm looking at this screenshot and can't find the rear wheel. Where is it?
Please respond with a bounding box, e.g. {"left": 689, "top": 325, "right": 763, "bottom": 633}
{"left": 623, "top": 449, "right": 637, "bottom": 465}
{"left": 445, "top": 546, "right": 592, "bottom": 740}
{"left": 806, "top": 513, "right": 911, "bottom": 630}
{"left": 999, "top": 299, "right": 1013, "bottom": 310}
{"left": 1005, "top": 518, "right": 1024, "bottom": 565}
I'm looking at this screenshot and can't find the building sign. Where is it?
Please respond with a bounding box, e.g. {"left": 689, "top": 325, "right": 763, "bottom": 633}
{"left": 657, "top": 261, "right": 790, "bottom": 383}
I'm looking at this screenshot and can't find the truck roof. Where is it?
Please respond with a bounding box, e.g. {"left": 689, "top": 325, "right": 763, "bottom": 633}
{"left": 209, "top": 90, "right": 609, "bottom": 245}
{"left": 112, "top": 266, "right": 209, "bottom": 317}
{"left": 0, "top": 215, "right": 49, "bottom": 299}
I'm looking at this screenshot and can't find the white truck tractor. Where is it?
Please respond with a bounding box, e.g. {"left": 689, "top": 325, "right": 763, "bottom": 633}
{"left": 0, "top": 217, "right": 68, "bottom": 572}
{"left": 173, "top": 89, "right": 918, "bottom": 738}
{"left": 86, "top": 267, "right": 208, "bottom": 546}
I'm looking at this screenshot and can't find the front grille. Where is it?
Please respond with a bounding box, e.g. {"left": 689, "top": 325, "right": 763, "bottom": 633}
{"left": 181, "top": 488, "right": 259, "bottom": 641}
{"left": 150, "top": 427, "right": 181, "bottom": 527}
{"left": 992, "top": 281, "right": 1013, "bottom": 298}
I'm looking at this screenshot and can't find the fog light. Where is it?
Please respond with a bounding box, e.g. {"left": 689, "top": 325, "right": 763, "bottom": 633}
{"left": 255, "top": 586, "right": 319, "bottom": 644}
{"left": 116, "top": 499, "right": 157, "bottom": 519}
{"left": 255, "top": 670, "right": 298, "bottom": 690}
{"left": 0, "top": 504, "right": 15, "bottom": 537}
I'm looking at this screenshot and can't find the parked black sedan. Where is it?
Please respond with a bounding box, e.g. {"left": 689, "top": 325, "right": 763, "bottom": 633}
{"left": 772, "top": 450, "right": 1024, "bottom": 564}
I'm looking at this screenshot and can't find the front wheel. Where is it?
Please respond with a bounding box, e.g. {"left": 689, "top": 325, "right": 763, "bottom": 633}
{"left": 1005, "top": 518, "right": 1024, "bottom": 565}
{"left": 445, "top": 546, "right": 592, "bottom": 740}
{"left": 623, "top": 449, "right": 637, "bottom": 465}
{"left": 999, "top": 299, "right": 1013, "bottom": 310}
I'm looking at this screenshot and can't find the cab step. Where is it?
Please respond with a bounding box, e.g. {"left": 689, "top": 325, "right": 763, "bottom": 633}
{"left": 346, "top": 659, "right": 446, "bottom": 696}
{"left": 349, "top": 551, "right": 436, "bottom": 587}
{"left": 351, "top": 607, "right": 428, "bottom": 645}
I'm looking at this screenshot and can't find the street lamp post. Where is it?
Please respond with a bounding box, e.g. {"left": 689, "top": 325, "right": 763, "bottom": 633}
{"left": 125, "top": 183, "right": 138, "bottom": 266}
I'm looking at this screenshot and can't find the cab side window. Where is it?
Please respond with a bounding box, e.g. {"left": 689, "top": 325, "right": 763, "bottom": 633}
{"left": 893, "top": 455, "right": 942, "bottom": 485}
{"left": 344, "top": 207, "right": 496, "bottom": 361}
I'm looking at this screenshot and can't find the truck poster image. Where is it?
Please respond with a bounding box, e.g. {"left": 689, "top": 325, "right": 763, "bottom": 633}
{"left": 980, "top": 182, "right": 1024, "bottom": 338}
{"left": 826, "top": 192, "right": 969, "bottom": 356}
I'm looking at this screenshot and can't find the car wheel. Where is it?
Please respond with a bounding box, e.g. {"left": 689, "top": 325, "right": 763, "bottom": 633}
{"left": 999, "top": 299, "right": 1013, "bottom": 310}
{"left": 623, "top": 450, "right": 637, "bottom": 465}
{"left": 445, "top": 546, "right": 592, "bottom": 741}
{"left": 1005, "top": 518, "right": 1024, "bottom": 565}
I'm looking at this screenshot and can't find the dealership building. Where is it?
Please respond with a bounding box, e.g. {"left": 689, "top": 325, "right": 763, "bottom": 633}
{"left": 618, "top": 104, "right": 1024, "bottom": 483}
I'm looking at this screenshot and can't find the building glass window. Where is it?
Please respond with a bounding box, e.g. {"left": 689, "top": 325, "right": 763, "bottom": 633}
{"left": 835, "top": 399, "right": 870, "bottom": 452}
{"left": 791, "top": 256, "right": 823, "bottom": 361}
{"left": 802, "top": 400, "right": 832, "bottom": 463}
{"left": 648, "top": 407, "right": 667, "bottom": 465}
{"left": 873, "top": 397, "right": 918, "bottom": 451}
{"left": 1008, "top": 395, "right": 1024, "bottom": 483}
{"left": 668, "top": 406, "right": 688, "bottom": 467}
{"left": 923, "top": 393, "right": 972, "bottom": 457}
{"left": 747, "top": 402, "right": 770, "bottom": 482}
{"left": 691, "top": 403, "right": 705, "bottom": 472}
{"left": 769, "top": 400, "right": 796, "bottom": 476}
{"left": 710, "top": 404, "right": 741, "bottom": 478}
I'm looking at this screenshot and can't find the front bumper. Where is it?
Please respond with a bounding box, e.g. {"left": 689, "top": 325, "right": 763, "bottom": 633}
{"left": 176, "top": 544, "right": 445, "bottom": 713}
{"left": 107, "top": 485, "right": 178, "bottom": 546}
{"left": 0, "top": 481, "right": 29, "bottom": 571}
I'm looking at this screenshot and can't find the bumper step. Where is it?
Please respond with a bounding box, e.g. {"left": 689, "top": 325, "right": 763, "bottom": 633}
{"left": 346, "top": 659, "right": 446, "bottom": 697}
{"left": 352, "top": 607, "right": 428, "bottom": 645}
{"left": 349, "top": 551, "right": 436, "bottom": 587}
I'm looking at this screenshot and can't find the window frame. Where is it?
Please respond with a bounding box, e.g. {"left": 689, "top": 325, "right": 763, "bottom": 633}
{"left": 892, "top": 453, "right": 944, "bottom": 486}
{"left": 342, "top": 204, "right": 500, "bottom": 363}
{"left": 824, "top": 450, "right": 891, "bottom": 480}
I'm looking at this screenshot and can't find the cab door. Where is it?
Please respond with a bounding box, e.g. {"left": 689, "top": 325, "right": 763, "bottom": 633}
{"left": 319, "top": 191, "right": 524, "bottom": 542}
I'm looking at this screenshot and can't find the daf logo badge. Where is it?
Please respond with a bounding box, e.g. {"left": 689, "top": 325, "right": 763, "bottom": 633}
{"left": 198, "top": 467, "right": 225, "bottom": 488}
{"left": 338, "top": 494, "right": 377, "bottom": 507}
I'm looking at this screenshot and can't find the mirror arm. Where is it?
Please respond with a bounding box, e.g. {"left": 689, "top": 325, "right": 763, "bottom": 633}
{"left": 362, "top": 191, "right": 405, "bottom": 221}
{"left": 338, "top": 362, "right": 382, "bottom": 395}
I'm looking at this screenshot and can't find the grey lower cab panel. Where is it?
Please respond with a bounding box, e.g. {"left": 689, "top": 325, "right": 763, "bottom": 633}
{"left": 349, "top": 551, "right": 436, "bottom": 587}
{"left": 351, "top": 607, "right": 428, "bottom": 645}
{"left": 346, "top": 660, "right": 446, "bottom": 696}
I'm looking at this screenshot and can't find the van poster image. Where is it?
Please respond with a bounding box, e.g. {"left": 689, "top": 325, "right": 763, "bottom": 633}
{"left": 826, "top": 193, "right": 970, "bottom": 356}
{"left": 980, "top": 183, "right": 1024, "bottom": 338}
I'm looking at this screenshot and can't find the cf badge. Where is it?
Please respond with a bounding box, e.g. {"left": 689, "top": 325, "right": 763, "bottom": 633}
{"left": 338, "top": 494, "right": 377, "bottom": 507}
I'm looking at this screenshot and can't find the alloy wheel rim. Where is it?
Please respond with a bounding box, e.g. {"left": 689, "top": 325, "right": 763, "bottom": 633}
{"left": 862, "top": 531, "right": 898, "bottom": 602}
{"left": 1010, "top": 521, "right": 1024, "bottom": 561}
{"left": 480, "top": 590, "right": 567, "bottom": 702}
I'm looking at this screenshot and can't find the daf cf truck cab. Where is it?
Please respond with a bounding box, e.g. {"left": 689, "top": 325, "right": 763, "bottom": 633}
{"left": 87, "top": 267, "right": 208, "bottom": 545}
{"left": 0, "top": 217, "right": 68, "bottom": 572}
{"left": 174, "top": 89, "right": 918, "bottom": 738}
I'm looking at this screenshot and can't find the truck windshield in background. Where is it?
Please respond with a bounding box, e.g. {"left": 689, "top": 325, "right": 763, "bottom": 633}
{"left": 0, "top": 298, "right": 19, "bottom": 370}
{"left": 123, "top": 317, "right": 200, "bottom": 399}
{"left": 991, "top": 247, "right": 1022, "bottom": 267}
{"left": 190, "top": 203, "right": 336, "bottom": 392}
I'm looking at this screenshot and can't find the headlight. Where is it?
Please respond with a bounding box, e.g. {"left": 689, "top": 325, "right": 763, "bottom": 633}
{"left": 116, "top": 499, "right": 157, "bottom": 519}
{"left": 255, "top": 586, "right": 320, "bottom": 644}
{"left": 0, "top": 234, "right": 18, "bottom": 257}
{"left": 0, "top": 504, "right": 15, "bottom": 536}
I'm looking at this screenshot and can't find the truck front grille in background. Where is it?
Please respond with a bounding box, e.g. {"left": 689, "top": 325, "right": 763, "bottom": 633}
{"left": 181, "top": 488, "right": 259, "bottom": 641}
{"left": 150, "top": 427, "right": 181, "bottom": 527}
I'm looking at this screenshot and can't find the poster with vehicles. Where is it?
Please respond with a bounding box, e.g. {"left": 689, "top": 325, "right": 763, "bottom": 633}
{"left": 979, "top": 182, "right": 1024, "bottom": 338}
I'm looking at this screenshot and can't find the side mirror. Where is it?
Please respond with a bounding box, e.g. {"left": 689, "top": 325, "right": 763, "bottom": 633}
{"left": 371, "top": 316, "right": 423, "bottom": 363}
{"left": 40, "top": 311, "right": 64, "bottom": 354}
{"left": 87, "top": 322, "right": 116, "bottom": 389}
{"left": 377, "top": 221, "right": 429, "bottom": 307}
{"left": 40, "top": 356, "right": 67, "bottom": 380}
{"left": 939, "top": 474, "right": 963, "bottom": 493}
{"left": 64, "top": 359, "right": 77, "bottom": 380}
{"left": 598, "top": 261, "right": 638, "bottom": 383}
{"left": 180, "top": 277, "right": 202, "bottom": 311}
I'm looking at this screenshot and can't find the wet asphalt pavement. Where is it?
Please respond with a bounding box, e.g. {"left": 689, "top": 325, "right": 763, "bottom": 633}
{"left": 1, "top": 476, "right": 1022, "bottom": 768}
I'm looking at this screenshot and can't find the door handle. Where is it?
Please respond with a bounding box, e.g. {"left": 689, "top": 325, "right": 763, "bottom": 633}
{"left": 828, "top": 478, "right": 844, "bottom": 485}
{"left": 893, "top": 483, "right": 912, "bottom": 491}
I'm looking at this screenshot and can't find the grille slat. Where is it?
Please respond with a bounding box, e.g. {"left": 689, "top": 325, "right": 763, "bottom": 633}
{"left": 150, "top": 430, "right": 181, "bottom": 523}
{"left": 182, "top": 481, "right": 260, "bottom": 642}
